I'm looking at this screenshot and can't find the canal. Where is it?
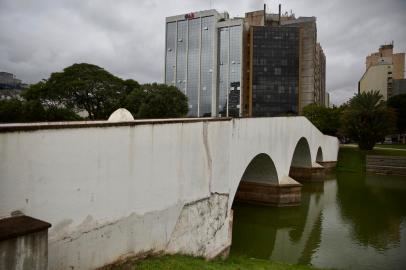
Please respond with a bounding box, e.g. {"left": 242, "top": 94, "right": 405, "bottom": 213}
{"left": 231, "top": 172, "right": 406, "bottom": 269}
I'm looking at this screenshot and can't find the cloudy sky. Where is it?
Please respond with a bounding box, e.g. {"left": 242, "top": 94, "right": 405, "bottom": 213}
{"left": 1, "top": 0, "right": 405, "bottom": 105}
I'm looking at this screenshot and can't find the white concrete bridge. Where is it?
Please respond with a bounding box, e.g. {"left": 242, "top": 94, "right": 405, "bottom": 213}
{"left": 0, "top": 116, "right": 338, "bottom": 269}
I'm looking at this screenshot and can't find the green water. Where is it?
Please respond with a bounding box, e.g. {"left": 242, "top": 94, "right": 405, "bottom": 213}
{"left": 231, "top": 173, "right": 406, "bottom": 270}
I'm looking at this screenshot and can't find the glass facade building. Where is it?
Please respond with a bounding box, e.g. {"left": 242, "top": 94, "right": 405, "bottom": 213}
{"left": 165, "top": 11, "right": 217, "bottom": 117}
{"left": 218, "top": 24, "right": 243, "bottom": 117}
{"left": 165, "top": 10, "right": 244, "bottom": 117}
{"left": 251, "top": 26, "right": 300, "bottom": 116}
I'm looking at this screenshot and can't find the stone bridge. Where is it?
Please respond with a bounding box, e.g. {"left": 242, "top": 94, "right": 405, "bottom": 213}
{"left": 0, "top": 117, "right": 338, "bottom": 269}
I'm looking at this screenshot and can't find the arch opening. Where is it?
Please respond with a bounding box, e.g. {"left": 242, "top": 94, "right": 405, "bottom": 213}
{"left": 232, "top": 153, "right": 279, "bottom": 208}
{"left": 316, "top": 147, "right": 323, "bottom": 163}
{"left": 240, "top": 153, "right": 279, "bottom": 184}
{"left": 290, "top": 137, "right": 312, "bottom": 168}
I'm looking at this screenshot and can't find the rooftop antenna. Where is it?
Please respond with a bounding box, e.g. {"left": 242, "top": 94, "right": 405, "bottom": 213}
{"left": 278, "top": 4, "right": 281, "bottom": 25}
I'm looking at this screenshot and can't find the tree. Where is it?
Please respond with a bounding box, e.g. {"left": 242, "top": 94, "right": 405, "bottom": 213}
{"left": 387, "top": 94, "right": 406, "bottom": 135}
{"left": 340, "top": 91, "right": 396, "bottom": 150}
{"left": 0, "top": 99, "right": 24, "bottom": 123}
{"left": 20, "top": 63, "right": 188, "bottom": 121}
{"left": 124, "top": 83, "right": 188, "bottom": 118}
{"left": 302, "top": 103, "right": 342, "bottom": 136}
{"left": 0, "top": 98, "right": 82, "bottom": 123}
{"left": 0, "top": 99, "right": 82, "bottom": 123}
{"left": 23, "top": 63, "right": 125, "bottom": 119}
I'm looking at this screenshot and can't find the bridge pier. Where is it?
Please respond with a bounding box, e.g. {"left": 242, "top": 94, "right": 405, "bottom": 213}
{"left": 289, "top": 163, "right": 326, "bottom": 182}
{"left": 234, "top": 178, "right": 302, "bottom": 207}
{"left": 317, "top": 161, "right": 337, "bottom": 173}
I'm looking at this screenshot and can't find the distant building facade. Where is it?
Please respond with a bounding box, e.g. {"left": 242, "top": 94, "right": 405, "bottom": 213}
{"left": 165, "top": 6, "right": 326, "bottom": 117}
{"left": 0, "top": 72, "right": 25, "bottom": 100}
{"left": 359, "top": 43, "right": 405, "bottom": 100}
{"left": 0, "top": 72, "right": 21, "bottom": 89}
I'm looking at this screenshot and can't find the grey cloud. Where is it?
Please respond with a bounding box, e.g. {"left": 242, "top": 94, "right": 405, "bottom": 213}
{"left": 0, "top": 0, "right": 405, "bottom": 105}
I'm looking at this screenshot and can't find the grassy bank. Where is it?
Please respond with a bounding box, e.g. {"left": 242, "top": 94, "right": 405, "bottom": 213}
{"left": 374, "top": 144, "right": 406, "bottom": 150}
{"left": 336, "top": 145, "right": 406, "bottom": 173}
{"left": 112, "top": 254, "right": 324, "bottom": 270}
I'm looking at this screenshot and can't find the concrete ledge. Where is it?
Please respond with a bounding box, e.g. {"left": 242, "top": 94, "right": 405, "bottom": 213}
{"left": 366, "top": 155, "right": 406, "bottom": 176}
{"left": 0, "top": 117, "right": 232, "bottom": 133}
{"left": 0, "top": 216, "right": 51, "bottom": 241}
{"left": 235, "top": 181, "right": 302, "bottom": 207}
{"left": 289, "top": 165, "right": 325, "bottom": 182}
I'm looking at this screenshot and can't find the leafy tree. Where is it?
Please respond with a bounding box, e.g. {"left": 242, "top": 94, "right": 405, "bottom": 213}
{"left": 21, "top": 100, "right": 47, "bottom": 122}
{"left": 387, "top": 94, "right": 406, "bottom": 135}
{"left": 302, "top": 103, "right": 342, "bottom": 136}
{"left": 0, "top": 98, "right": 81, "bottom": 123}
{"left": 23, "top": 63, "right": 125, "bottom": 119}
{"left": 20, "top": 63, "right": 188, "bottom": 121}
{"left": 124, "top": 83, "right": 188, "bottom": 118}
{"left": 0, "top": 99, "right": 24, "bottom": 123}
{"left": 340, "top": 91, "right": 396, "bottom": 150}
{"left": 44, "top": 106, "right": 82, "bottom": 121}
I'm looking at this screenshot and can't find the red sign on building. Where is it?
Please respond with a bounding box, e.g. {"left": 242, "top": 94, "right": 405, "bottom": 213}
{"left": 185, "top": 12, "right": 195, "bottom": 20}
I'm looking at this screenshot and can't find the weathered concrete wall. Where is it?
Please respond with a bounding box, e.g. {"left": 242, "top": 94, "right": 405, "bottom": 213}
{"left": 166, "top": 194, "right": 231, "bottom": 259}
{"left": 0, "top": 117, "right": 338, "bottom": 269}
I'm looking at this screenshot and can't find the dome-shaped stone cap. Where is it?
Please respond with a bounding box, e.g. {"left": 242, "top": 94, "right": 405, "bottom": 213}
{"left": 108, "top": 108, "right": 134, "bottom": 122}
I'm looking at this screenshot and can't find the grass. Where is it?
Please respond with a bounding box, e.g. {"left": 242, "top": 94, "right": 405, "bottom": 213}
{"left": 373, "top": 144, "right": 406, "bottom": 150}
{"left": 112, "top": 254, "right": 324, "bottom": 270}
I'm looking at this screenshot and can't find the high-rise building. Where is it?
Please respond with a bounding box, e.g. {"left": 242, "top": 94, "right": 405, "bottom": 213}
{"left": 359, "top": 43, "right": 405, "bottom": 100}
{"left": 249, "top": 26, "right": 300, "bottom": 116}
{"left": 243, "top": 8, "right": 325, "bottom": 116}
{"left": 165, "top": 10, "right": 244, "bottom": 117}
{"left": 315, "top": 43, "right": 326, "bottom": 106}
{"left": 164, "top": 6, "right": 326, "bottom": 117}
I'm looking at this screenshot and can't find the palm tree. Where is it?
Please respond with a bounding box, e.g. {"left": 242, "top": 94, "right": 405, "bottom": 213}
{"left": 340, "top": 91, "right": 396, "bottom": 150}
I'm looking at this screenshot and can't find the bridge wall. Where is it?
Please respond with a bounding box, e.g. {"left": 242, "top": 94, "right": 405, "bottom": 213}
{"left": 0, "top": 117, "right": 338, "bottom": 269}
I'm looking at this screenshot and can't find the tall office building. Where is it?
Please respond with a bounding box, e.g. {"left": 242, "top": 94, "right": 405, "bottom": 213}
{"left": 243, "top": 7, "right": 326, "bottom": 116}
{"left": 359, "top": 43, "right": 405, "bottom": 100}
{"left": 249, "top": 26, "right": 300, "bottom": 116}
{"left": 165, "top": 6, "right": 326, "bottom": 117}
{"left": 165, "top": 10, "right": 244, "bottom": 117}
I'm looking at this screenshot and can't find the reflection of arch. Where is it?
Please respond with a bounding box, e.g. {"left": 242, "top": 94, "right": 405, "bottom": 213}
{"left": 241, "top": 153, "right": 278, "bottom": 184}
{"left": 316, "top": 147, "right": 323, "bottom": 163}
{"left": 290, "top": 137, "right": 312, "bottom": 168}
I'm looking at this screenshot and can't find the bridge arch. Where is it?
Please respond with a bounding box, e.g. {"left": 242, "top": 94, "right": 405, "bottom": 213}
{"left": 290, "top": 137, "right": 312, "bottom": 168}
{"left": 316, "top": 147, "right": 323, "bottom": 163}
{"left": 240, "top": 153, "right": 279, "bottom": 184}
{"left": 231, "top": 153, "right": 279, "bottom": 207}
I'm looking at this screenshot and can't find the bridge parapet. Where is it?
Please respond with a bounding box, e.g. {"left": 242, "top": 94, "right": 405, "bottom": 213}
{"left": 0, "top": 116, "right": 338, "bottom": 269}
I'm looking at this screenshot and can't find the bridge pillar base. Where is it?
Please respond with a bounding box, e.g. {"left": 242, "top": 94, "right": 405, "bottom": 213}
{"left": 317, "top": 161, "right": 337, "bottom": 173}
{"left": 289, "top": 163, "right": 325, "bottom": 182}
{"left": 235, "top": 179, "right": 302, "bottom": 207}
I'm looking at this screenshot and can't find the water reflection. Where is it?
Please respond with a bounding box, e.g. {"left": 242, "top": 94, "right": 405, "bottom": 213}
{"left": 231, "top": 173, "right": 406, "bottom": 270}
{"left": 336, "top": 172, "right": 406, "bottom": 251}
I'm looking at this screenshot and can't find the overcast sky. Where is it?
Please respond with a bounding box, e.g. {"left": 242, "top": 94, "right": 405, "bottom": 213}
{"left": 1, "top": 0, "right": 405, "bottom": 105}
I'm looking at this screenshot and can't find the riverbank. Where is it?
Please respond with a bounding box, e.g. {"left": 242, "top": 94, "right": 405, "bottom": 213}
{"left": 110, "top": 254, "right": 324, "bottom": 270}
{"left": 337, "top": 144, "right": 406, "bottom": 173}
